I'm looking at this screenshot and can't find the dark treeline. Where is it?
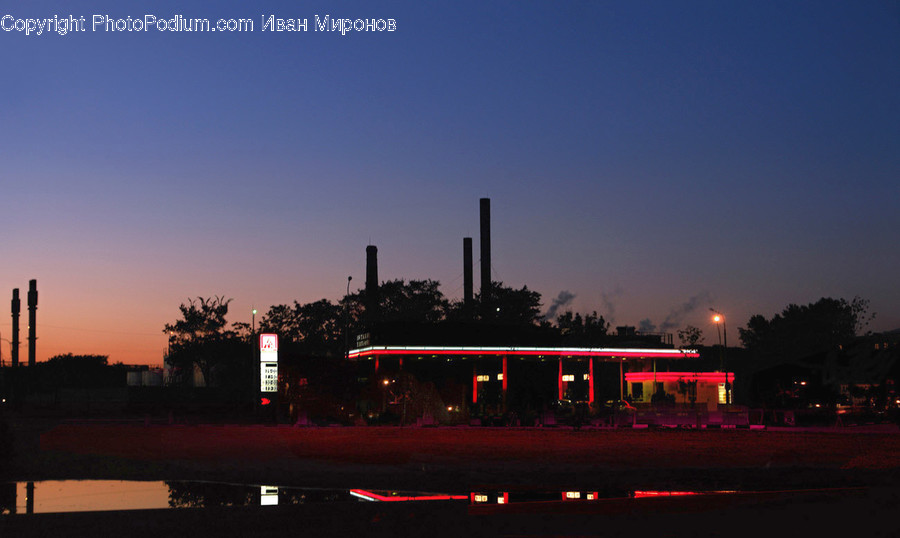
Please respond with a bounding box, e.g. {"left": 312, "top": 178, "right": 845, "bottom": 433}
{"left": 162, "top": 277, "right": 883, "bottom": 406}
{"left": 162, "top": 279, "right": 612, "bottom": 387}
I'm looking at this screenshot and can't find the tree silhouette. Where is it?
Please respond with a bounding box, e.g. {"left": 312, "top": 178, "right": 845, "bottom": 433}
{"left": 259, "top": 299, "right": 344, "bottom": 357}
{"left": 738, "top": 296, "right": 874, "bottom": 365}
{"left": 163, "top": 296, "right": 248, "bottom": 388}
{"left": 480, "top": 281, "right": 544, "bottom": 326}
{"left": 557, "top": 311, "right": 609, "bottom": 346}
{"left": 677, "top": 325, "right": 704, "bottom": 348}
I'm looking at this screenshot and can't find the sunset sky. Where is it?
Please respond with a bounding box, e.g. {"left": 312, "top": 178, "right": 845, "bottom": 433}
{"left": 2, "top": 1, "right": 898, "bottom": 365}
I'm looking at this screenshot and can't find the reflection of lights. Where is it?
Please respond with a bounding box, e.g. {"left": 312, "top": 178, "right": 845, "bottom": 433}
{"left": 349, "top": 489, "right": 467, "bottom": 502}
{"left": 634, "top": 490, "right": 737, "bottom": 498}
{"left": 260, "top": 486, "right": 278, "bottom": 506}
{"left": 634, "top": 491, "right": 700, "bottom": 498}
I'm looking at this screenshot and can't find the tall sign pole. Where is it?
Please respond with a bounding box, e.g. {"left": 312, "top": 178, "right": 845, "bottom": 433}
{"left": 259, "top": 334, "right": 278, "bottom": 414}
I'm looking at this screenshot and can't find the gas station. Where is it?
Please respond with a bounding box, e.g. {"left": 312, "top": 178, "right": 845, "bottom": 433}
{"left": 347, "top": 344, "right": 707, "bottom": 418}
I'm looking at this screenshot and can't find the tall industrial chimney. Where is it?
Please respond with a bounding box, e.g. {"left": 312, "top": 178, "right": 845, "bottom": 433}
{"left": 479, "top": 198, "right": 491, "bottom": 314}
{"left": 365, "top": 245, "right": 379, "bottom": 326}
{"left": 463, "top": 237, "right": 473, "bottom": 311}
{"left": 11, "top": 289, "right": 20, "bottom": 368}
{"left": 27, "top": 279, "right": 37, "bottom": 367}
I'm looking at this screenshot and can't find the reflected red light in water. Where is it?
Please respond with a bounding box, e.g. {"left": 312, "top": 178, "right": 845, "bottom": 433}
{"left": 349, "top": 489, "right": 467, "bottom": 502}
{"left": 633, "top": 491, "right": 701, "bottom": 498}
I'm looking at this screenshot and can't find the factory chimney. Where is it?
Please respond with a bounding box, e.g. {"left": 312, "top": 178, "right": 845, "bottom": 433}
{"left": 479, "top": 198, "right": 491, "bottom": 316}
{"left": 11, "top": 289, "right": 20, "bottom": 368}
{"left": 27, "top": 279, "right": 37, "bottom": 367}
{"left": 365, "top": 245, "right": 379, "bottom": 326}
{"left": 463, "top": 237, "right": 473, "bottom": 313}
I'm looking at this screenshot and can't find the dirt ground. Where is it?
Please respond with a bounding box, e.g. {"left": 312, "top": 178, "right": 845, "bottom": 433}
{"left": 3, "top": 418, "right": 900, "bottom": 537}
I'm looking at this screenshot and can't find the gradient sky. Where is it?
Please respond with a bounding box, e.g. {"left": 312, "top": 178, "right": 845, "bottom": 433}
{"left": 2, "top": 1, "right": 898, "bottom": 366}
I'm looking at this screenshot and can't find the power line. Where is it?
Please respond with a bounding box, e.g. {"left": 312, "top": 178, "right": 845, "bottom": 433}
{"left": 40, "top": 324, "right": 161, "bottom": 337}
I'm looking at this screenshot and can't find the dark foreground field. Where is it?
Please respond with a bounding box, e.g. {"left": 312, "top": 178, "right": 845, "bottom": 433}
{"left": 3, "top": 418, "right": 900, "bottom": 537}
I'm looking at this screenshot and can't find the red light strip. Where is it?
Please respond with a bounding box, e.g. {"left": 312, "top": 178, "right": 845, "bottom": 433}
{"left": 558, "top": 359, "right": 564, "bottom": 400}
{"left": 625, "top": 372, "right": 734, "bottom": 383}
{"left": 633, "top": 491, "right": 701, "bottom": 498}
{"left": 588, "top": 358, "right": 594, "bottom": 404}
{"left": 502, "top": 355, "right": 508, "bottom": 392}
{"left": 349, "top": 489, "right": 468, "bottom": 502}
{"left": 348, "top": 346, "right": 698, "bottom": 360}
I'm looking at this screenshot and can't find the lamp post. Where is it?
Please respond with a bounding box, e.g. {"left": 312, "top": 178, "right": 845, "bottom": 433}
{"left": 251, "top": 308, "right": 258, "bottom": 407}
{"left": 710, "top": 309, "right": 729, "bottom": 407}
{"left": 345, "top": 276, "right": 352, "bottom": 359}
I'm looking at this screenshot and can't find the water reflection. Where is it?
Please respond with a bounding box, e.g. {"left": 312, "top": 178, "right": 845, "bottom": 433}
{"left": 2, "top": 481, "right": 170, "bottom": 514}
{"left": 1, "top": 480, "right": 747, "bottom": 515}
{"left": 0, "top": 481, "right": 462, "bottom": 514}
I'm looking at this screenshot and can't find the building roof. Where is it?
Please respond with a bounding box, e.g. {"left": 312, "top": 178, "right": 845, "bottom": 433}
{"left": 348, "top": 345, "right": 699, "bottom": 361}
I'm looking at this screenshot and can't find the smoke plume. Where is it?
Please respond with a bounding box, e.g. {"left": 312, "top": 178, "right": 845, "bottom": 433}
{"left": 659, "top": 292, "right": 713, "bottom": 332}
{"left": 601, "top": 286, "right": 623, "bottom": 325}
{"left": 544, "top": 290, "right": 576, "bottom": 321}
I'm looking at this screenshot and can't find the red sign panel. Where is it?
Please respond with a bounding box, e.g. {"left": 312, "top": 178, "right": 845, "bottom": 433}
{"left": 260, "top": 334, "right": 278, "bottom": 351}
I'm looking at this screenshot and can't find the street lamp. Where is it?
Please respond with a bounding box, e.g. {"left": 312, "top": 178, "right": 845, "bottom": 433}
{"left": 710, "top": 308, "right": 729, "bottom": 406}
{"left": 345, "top": 276, "right": 352, "bottom": 359}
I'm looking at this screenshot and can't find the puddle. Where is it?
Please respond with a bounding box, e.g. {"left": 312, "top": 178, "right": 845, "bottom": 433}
{"left": 0, "top": 481, "right": 471, "bottom": 514}
{"left": 0, "top": 480, "right": 778, "bottom": 515}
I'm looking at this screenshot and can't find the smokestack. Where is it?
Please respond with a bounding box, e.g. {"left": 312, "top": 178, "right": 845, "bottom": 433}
{"left": 463, "top": 237, "right": 473, "bottom": 311}
{"left": 365, "top": 245, "right": 379, "bottom": 326}
{"left": 27, "top": 279, "right": 37, "bottom": 367}
{"left": 479, "top": 198, "right": 491, "bottom": 314}
{"left": 11, "top": 289, "right": 20, "bottom": 368}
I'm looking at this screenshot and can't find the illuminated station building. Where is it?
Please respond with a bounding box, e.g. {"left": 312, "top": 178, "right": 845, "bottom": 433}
{"left": 345, "top": 322, "right": 733, "bottom": 424}
{"left": 340, "top": 199, "right": 733, "bottom": 424}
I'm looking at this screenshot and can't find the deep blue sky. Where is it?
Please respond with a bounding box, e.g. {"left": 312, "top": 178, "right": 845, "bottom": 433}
{"left": 2, "top": 1, "right": 898, "bottom": 364}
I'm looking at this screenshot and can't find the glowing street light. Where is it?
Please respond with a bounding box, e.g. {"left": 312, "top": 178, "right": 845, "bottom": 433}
{"left": 345, "top": 276, "right": 352, "bottom": 359}
{"left": 710, "top": 308, "right": 729, "bottom": 406}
